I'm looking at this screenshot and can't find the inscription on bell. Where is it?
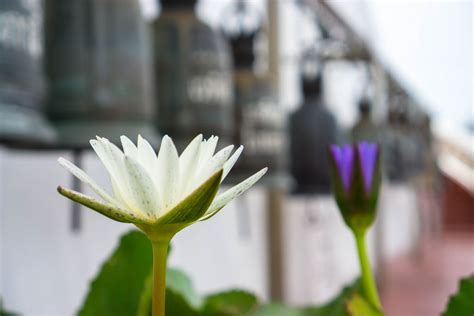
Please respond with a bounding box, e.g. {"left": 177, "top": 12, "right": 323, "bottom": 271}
{"left": 241, "top": 99, "right": 285, "bottom": 155}
{"left": 187, "top": 70, "right": 232, "bottom": 105}
{"left": 242, "top": 129, "right": 285, "bottom": 155}
{"left": 0, "top": 1, "right": 41, "bottom": 58}
{"left": 0, "top": 12, "right": 30, "bottom": 51}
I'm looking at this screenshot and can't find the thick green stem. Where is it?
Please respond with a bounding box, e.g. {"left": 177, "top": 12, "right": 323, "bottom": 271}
{"left": 151, "top": 241, "right": 169, "bottom": 316}
{"left": 354, "top": 231, "right": 382, "bottom": 310}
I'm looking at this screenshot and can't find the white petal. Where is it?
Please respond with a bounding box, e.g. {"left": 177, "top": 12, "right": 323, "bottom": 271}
{"left": 198, "top": 136, "right": 218, "bottom": 169}
{"left": 58, "top": 157, "right": 121, "bottom": 207}
{"left": 93, "top": 137, "right": 132, "bottom": 206}
{"left": 112, "top": 179, "right": 130, "bottom": 209}
{"left": 90, "top": 139, "right": 117, "bottom": 181}
{"left": 124, "top": 156, "right": 161, "bottom": 218}
{"left": 156, "top": 135, "right": 180, "bottom": 210}
{"left": 137, "top": 135, "right": 157, "bottom": 176}
{"left": 92, "top": 137, "right": 127, "bottom": 183}
{"left": 120, "top": 136, "right": 138, "bottom": 161}
{"left": 178, "top": 134, "right": 203, "bottom": 197}
{"left": 222, "top": 145, "right": 243, "bottom": 182}
{"left": 200, "top": 167, "right": 267, "bottom": 221}
{"left": 194, "top": 145, "right": 233, "bottom": 188}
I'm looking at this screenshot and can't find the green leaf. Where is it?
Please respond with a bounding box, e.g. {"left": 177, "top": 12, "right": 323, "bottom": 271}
{"left": 156, "top": 170, "right": 223, "bottom": 225}
{"left": 201, "top": 290, "right": 259, "bottom": 316}
{"left": 345, "top": 292, "right": 384, "bottom": 316}
{"left": 303, "top": 278, "right": 361, "bottom": 316}
{"left": 167, "top": 268, "right": 203, "bottom": 309}
{"left": 78, "top": 229, "right": 205, "bottom": 316}
{"left": 442, "top": 275, "right": 474, "bottom": 316}
{"left": 136, "top": 269, "right": 202, "bottom": 316}
{"left": 252, "top": 304, "right": 305, "bottom": 316}
{"left": 251, "top": 279, "right": 361, "bottom": 316}
{"left": 166, "top": 288, "right": 200, "bottom": 316}
{"left": 78, "top": 230, "right": 153, "bottom": 316}
{"left": 0, "top": 299, "right": 18, "bottom": 316}
{"left": 136, "top": 273, "right": 153, "bottom": 316}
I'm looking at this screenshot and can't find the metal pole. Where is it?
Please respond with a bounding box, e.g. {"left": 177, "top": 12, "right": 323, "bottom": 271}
{"left": 71, "top": 149, "right": 83, "bottom": 232}
{"left": 266, "top": 0, "right": 286, "bottom": 302}
{"left": 267, "top": 189, "right": 285, "bottom": 301}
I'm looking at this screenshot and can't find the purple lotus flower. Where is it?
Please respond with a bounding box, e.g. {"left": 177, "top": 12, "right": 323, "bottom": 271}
{"left": 328, "top": 141, "right": 382, "bottom": 233}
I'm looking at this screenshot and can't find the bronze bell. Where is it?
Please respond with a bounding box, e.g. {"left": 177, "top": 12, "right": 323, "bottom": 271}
{"left": 44, "top": 0, "right": 158, "bottom": 148}
{"left": 383, "top": 105, "right": 419, "bottom": 182}
{"left": 222, "top": 0, "right": 287, "bottom": 185}
{"left": 151, "top": 0, "right": 234, "bottom": 150}
{"left": 351, "top": 98, "right": 380, "bottom": 143}
{"left": 289, "top": 71, "right": 341, "bottom": 194}
{"left": 0, "top": 0, "right": 55, "bottom": 145}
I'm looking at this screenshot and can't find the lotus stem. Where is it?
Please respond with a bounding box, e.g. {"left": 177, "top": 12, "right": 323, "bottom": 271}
{"left": 354, "top": 231, "right": 382, "bottom": 310}
{"left": 151, "top": 241, "right": 169, "bottom": 316}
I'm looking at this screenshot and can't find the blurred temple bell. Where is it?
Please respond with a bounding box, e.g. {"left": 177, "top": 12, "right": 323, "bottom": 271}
{"left": 383, "top": 106, "right": 415, "bottom": 182}
{"left": 151, "top": 0, "right": 234, "bottom": 151}
{"left": 44, "top": 0, "right": 158, "bottom": 148}
{"left": 351, "top": 98, "right": 380, "bottom": 143}
{"left": 289, "top": 65, "right": 341, "bottom": 195}
{"left": 0, "top": 0, "right": 55, "bottom": 145}
{"left": 222, "top": 0, "right": 287, "bottom": 186}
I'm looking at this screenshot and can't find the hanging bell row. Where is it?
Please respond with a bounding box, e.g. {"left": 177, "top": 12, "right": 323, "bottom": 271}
{"left": 43, "top": 0, "right": 158, "bottom": 148}
{"left": 220, "top": 0, "right": 287, "bottom": 186}
{"left": 0, "top": 0, "right": 55, "bottom": 145}
{"left": 0, "top": 0, "right": 287, "bottom": 186}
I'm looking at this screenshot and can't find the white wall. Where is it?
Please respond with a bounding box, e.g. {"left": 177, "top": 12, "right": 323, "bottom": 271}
{"left": 0, "top": 148, "right": 269, "bottom": 315}
{"left": 0, "top": 147, "right": 420, "bottom": 315}
{"left": 284, "top": 196, "right": 363, "bottom": 305}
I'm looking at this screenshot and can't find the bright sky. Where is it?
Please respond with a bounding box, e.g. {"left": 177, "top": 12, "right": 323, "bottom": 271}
{"left": 363, "top": 0, "right": 473, "bottom": 129}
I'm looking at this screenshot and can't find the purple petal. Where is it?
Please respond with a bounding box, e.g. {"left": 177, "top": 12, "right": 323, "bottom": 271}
{"left": 357, "top": 142, "right": 378, "bottom": 193}
{"left": 329, "top": 144, "right": 354, "bottom": 192}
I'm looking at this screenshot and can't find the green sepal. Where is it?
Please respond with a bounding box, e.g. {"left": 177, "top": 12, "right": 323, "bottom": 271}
{"left": 57, "top": 186, "right": 151, "bottom": 225}
{"left": 155, "top": 169, "right": 223, "bottom": 226}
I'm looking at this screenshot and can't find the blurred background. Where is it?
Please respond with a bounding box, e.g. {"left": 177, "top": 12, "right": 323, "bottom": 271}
{"left": 0, "top": 0, "right": 472, "bottom": 315}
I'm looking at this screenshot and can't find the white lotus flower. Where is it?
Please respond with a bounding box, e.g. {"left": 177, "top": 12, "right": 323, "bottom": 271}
{"left": 57, "top": 134, "right": 266, "bottom": 239}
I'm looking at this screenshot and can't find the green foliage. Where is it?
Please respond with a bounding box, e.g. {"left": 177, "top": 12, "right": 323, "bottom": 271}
{"left": 166, "top": 288, "right": 200, "bottom": 316}
{"left": 201, "top": 290, "right": 259, "bottom": 316}
{"left": 137, "top": 274, "right": 153, "bottom": 316}
{"left": 304, "top": 278, "right": 361, "bottom": 316}
{"left": 442, "top": 275, "right": 474, "bottom": 316}
{"left": 248, "top": 280, "right": 363, "bottom": 316}
{"left": 253, "top": 303, "right": 305, "bottom": 316}
{"left": 135, "top": 270, "right": 201, "bottom": 316}
{"left": 0, "top": 299, "right": 18, "bottom": 316}
{"left": 345, "top": 293, "right": 384, "bottom": 316}
{"left": 167, "top": 268, "right": 203, "bottom": 309}
{"left": 78, "top": 230, "right": 153, "bottom": 316}
{"left": 77, "top": 230, "right": 374, "bottom": 316}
